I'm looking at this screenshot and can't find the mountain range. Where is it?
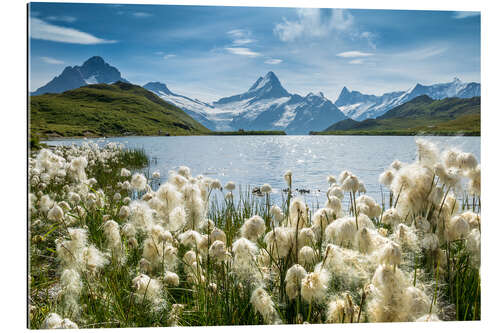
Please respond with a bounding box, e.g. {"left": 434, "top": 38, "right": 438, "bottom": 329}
{"left": 322, "top": 95, "right": 480, "bottom": 135}
{"left": 143, "top": 72, "right": 347, "bottom": 134}
{"left": 31, "top": 56, "right": 481, "bottom": 134}
{"left": 335, "top": 77, "right": 480, "bottom": 121}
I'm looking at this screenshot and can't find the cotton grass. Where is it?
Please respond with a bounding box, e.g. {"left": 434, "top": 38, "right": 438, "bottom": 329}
{"left": 28, "top": 138, "right": 480, "bottom": 328}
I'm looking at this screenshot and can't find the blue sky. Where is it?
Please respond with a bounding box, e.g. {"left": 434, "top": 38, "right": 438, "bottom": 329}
{"left": 29, "top": 3, "right": 480, "bottom": 102}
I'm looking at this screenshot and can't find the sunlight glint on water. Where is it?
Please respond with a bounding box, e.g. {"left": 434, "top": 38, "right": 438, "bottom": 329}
{"left": 45, "top": 135, "right": 480, "bottom": 206}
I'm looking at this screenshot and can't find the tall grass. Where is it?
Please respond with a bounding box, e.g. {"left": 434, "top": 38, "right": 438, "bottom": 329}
{"left": 28, "top": 141, "right": 481, "bottom": 328}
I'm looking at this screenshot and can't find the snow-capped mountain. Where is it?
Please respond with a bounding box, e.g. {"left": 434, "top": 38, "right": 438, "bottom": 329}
{"left": 32, "top": 56, "right": 128, "bottom": 95}
{"left": 335, "top": 77, "right": 480, "bottom": 121}
{"left": 142, "top": 82, "right": 228, "bottom": 130}
{"left": 393, "top": 77, "right": 481, "bottom": 105}
{"left": 335, "top": 88, "right": 406, "bottom": 121}
{"left": 146, "top": 72, "right": 347, "bottom": 134}
{"left": 213, "top": 72, "right": 347, "bottom": 134}
{"left": 215, "top": 71, "right": 290, "bottom": 105}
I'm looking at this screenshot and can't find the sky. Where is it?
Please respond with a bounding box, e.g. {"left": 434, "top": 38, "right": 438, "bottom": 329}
{"left": 29, "top": 2, "right": 480, "bottom": 102}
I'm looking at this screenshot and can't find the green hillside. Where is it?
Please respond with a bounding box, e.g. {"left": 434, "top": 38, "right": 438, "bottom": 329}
{"left": 315, "top": 95, "right": 480, "bottom": 136}
{"left": 30, "top": 82, "right": 211, "bottom": 138}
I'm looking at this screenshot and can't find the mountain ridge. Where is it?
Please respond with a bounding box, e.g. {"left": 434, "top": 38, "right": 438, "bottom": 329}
{"left": 30, "top": 81, "right": 210, "bottom": 137}
{"left": 32, "top": 56, "right": 128, "bottom": 95}
{"left": 144, "top": 71, "right": 347, "bottom": 134}
{"left": 31, "top": 56, "right": 481, "bottom": 135}
{"left": 142, "top": 81, "right": 221, "bottom": 130}
{"left": 322, "top": 94, "right": 480, "bottom": 135}
{"left": 335, "top": 77, "right": 480, "bottom": 121}
{"left": 214, "top": 71, "right": 291, "bottom": 105}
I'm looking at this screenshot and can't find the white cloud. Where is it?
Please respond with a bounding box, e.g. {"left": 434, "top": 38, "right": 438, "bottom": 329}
{"left": 274, "top": 8, "right": 354, "bottom": 42}
{"left": 163, "top": 54, "right": 176, "bottom": 60}
{"left": 227, "top": 29, "right": 245, "bottom": 38}
{"left": 30, "top": 18, "right": 116, "bottom": 44}
{"left": 417, "top": 48, "right": 447, "bottom": 59}
{"left": 453, "top": 11, "right": 480, "bottom": 19}
{"left": 133, "top": 12, "right": 152, "bottom": 18}
{"left": 46, "top": 15, "right": 77, "bottom": 23}
{"left": 265, "top": 59, "right": 282, "bottom": 65}
{"left": 233, "top": 38, "right": 255, "bottom": 45}
{"left": 337, "top": 51, "right": 374, "bottom": 58}
{"left": 348, "top": 59, "right": 364, "bottom": 65}
{"left": 225, "top": 47, "right": 261, "bottom": 57}
{"left": 40, "top": 56, "right": 65, "bottom": 65}
{"left": 227, "top": 29, "right": 256, "bottom": 45}
{"left": 397, "top": 47, "right": 447, "bottom": 60}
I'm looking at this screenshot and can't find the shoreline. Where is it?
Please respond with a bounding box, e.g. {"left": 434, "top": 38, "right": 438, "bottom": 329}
{"left": 42, "top": 133, "right": 480, "bottom": 142}
{"left": 310, "top": 131, "right": 480, "bottom": 137}
{"left": 39, "top": 131, "right": 287, "bottom": 141}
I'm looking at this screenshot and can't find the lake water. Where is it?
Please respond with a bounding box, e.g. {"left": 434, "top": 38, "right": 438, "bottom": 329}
{"left": 45, "top": 135, "right": 480, "bottom": 206}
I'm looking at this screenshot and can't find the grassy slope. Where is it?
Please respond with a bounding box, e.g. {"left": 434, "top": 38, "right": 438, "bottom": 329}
{"left": 30, "top": 82, "right": 211, "bottom": 137}
{"left": 315, "top": 96, "right": 480, "bottom": 136}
